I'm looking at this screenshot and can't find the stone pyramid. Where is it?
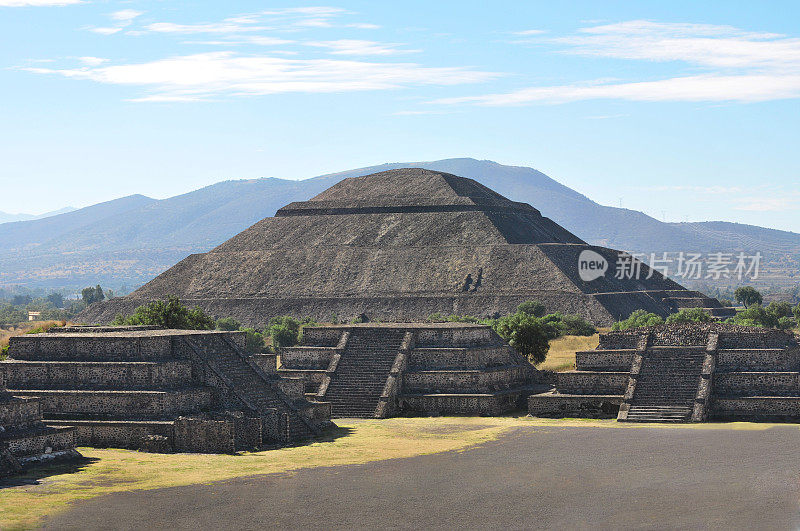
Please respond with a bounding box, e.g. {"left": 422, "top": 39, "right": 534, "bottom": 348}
{"left": 82, "top": 168, "right": 731, "bottom": 326}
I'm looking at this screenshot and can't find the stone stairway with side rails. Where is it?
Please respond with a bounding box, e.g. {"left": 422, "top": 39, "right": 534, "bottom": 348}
{"left": 322, "top": 328, "right": 407, "bottom": 418}
{"left": 622, "top": 346, "right": 707, "bottom": 422}
{"left": 181, "top": 333, "right": 326, "bottom": 441}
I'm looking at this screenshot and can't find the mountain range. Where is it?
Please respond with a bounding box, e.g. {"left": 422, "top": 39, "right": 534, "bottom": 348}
{"left": 0, "top": 207, "right": 76, "bottom": 224}
{"left": 1, "top": 158, "right": 798, "bottom": 293}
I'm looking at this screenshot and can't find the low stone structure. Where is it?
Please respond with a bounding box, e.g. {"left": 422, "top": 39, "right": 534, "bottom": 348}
{"left": 276, "top": 323, "right": 538, "bottom": 418}
{"left": 529, "top": 324, "right": 800, "bottom": 422}
{"left": 0, "top": 326, "right": 333, "bottom": 453}
{"left": 0, "top": 387, "right": 81, "bottom": 477}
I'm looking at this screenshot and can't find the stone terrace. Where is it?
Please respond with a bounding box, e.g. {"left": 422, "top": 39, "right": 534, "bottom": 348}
{"left": 0, "top": 387, "right": 81, "bottom": 477}
{"left": 529, "top": 324, "right": 800, "bottom": 422}
{"left": 1, "top": 327, "right": 333, "bottom": 453}
{"left": 276, "top": 323, "right": 539, "bottom": 418}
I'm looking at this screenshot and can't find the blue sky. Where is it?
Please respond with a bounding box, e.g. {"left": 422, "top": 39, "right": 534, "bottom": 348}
{"left": 1, "top": 1, "right": 799, "bottom": 232}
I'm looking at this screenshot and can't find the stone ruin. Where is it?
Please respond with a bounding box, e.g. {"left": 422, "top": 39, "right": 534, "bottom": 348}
{"left": 0, "top": 326, "right": 333, "bottom": 454}
{"left": 0, "top": 386, "right": 81, "bottom": 478}
{"left": 529, "top": 323, "right": 800, "bottom": 422}
{"left": 79, "top": 168, "right": 731, "bottom": 327}
{"left": 272, "top": 323, "right": 539, "bottom": 418}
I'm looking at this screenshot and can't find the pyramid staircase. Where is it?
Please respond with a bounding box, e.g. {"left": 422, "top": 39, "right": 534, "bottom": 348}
{"left": 182, "top": 334, "right": 322, "bottom": 441}
{"left": 320, "top": 328, "right": 407, "bottom": 418}
{"left": 618, "top": 332, "right": 717, "bottom": 422}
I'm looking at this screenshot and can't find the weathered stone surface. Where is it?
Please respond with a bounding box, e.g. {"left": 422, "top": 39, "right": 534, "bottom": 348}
{"left": 1, "top": 327, "right": 334, "bottom": 453}
{"left": 530, "top": 324, "right": 800, "bottom": 423}
{"left": 78, "top": 169, "right": 728, "bottom": 327}
{"left": 278, "top": 323, "right": 538, "bottom": 417}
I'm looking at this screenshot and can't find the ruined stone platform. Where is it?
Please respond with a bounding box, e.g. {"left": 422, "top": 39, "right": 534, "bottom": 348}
{"left": 1, "top": 327, "right": 334, "bottom": 453}
{"left": 277, "top": 323, "right": 538, "bottom": 418}
{"left": 528, "top": 324, "right": 800, "bottom": 422}
{"left": 0, "top": 389, "right": 81, "bottom": 477}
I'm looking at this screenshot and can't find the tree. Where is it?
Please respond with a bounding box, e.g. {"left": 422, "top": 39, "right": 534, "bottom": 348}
{"left": 612, "top": 310, "right": 665, "bottom": 331}
{"left": 216, "top": 317, "right": 242, "bottom": 331}
{"left": 734, "top": 286, "right": 763, "bottom": 308}
{"left": 267, "top": 316, "right": 302, "bottom": 348}
{"left": 46, "top": 292, "right": 64, "bottom": 308}
{"left": 766, "top": 301, "right": 793, "bottom": 320}
{"left": 493, "top": 312, "right": 550, "bottom": 364}
{"left": 112, "top": 295, "right": 214, "bottom": 330}
{"left": 81, "top": 285, "right": 105, "bottom": 305}
{"left": 727, "top": 305, "right": 777, "bottom": 328}
{"left": 241, "top": 328, "right": 266, "bottom": 353}
{"left": 665, "top": 308, "right": 712, "bottom": 324}
{"left": 558, "top": 314, "right": 597, "bottom": 336}
{"left": 517, "top": 300, "right": 546, "bottom": 318}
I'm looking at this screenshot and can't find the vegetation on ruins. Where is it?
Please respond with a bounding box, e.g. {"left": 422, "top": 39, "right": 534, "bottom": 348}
{"left": 268, "top": 316, "right": 317, "bottom": 348}
{"left": 665, "top": 308, "right": 713, "bottom": 324}
{"left": 215, "top": 317, "right": 242, "bottom": 331}
{"left": 493, "top": 312, "right": 551, "bottom": 364}
{"left": 734, "top": 286, "right": 763, "bottom": 308}
{"left": 426, "top": 300, "right": 596, "bottom": 364}
{"left": 726, "top": 303, "right": 799, "bottom": 329}
{"left": 111, "top": 295, "right": 215, "bottom": 330}
{"left": 612, "top": 310, "right": 665, "bottom": 331}
{"left": 516, "top": 300, "right": 546, "bottom": 318}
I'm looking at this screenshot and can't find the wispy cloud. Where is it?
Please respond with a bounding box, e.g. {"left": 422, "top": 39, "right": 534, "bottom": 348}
{"left": 90, "top": 8, "right": 143, "bottom": 35}
{"left": 305, "top": 39, "right": 419, "bottom": 56}
{"left": 77, "top": 56, "right": 108, "bottom": 66}
{"left": 639, "top": 183, "right": 800, "bottom": 212}
{"left": 25, "top": 52, "right": 498, "bottom": 102}
{"left": 0, "top": 0, "right": 80, "bottom": 5}
{"left": 434, "top": 20, "right": 800, "bottom": 106}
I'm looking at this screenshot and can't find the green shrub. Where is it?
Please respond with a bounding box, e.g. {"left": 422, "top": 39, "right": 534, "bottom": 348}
{"left": 241, "top": 328, "right": 266, "bottom": 353}
{"left": 777, "top": 316, "right": 795, "bottom": 330}
{"left": 665, "top": 308, "right": 712, "bottom": 324}
{"left": 516, "top": 300, "right": 546, "bottom": 318}
{"left": 767, "top": 301, "right": 794, "bottom": 320}
{"left": 267, "top": 316, "right": 316, "bottom": 348}
{"left": 726, "top": 305, "right": 777, "bottom": 328}
{"left": 612, "top": 310, "right": 665, "bottom": 331}
{"left": 492, "top": 312, "right": 550, "bottom": 364}
{"left": 558, "top": 314, "right": 597, "bottom": 336}
{"left": 0, "top": 344, "right": 8, "bottom": 360}
{"left": 215, "top": 317, "right": 242, "bottom": 331}
{"left": 112, "top": 295, "right": 215, "bottom": 330}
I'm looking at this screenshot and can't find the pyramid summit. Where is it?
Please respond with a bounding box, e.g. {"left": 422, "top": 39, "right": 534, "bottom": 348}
{"left": 81, "top": 168, "right": 730, "bottom": 326}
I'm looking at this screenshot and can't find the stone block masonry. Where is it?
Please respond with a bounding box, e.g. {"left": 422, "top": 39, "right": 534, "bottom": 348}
{"left": 528, "top": 323, "right": 800, "bottom": 423}
{"left": 277, "top": 323, "right": 540, "bottom": 418}
{"left": 2, "top": 327, "right": 335, "bottom": 454}
{"left": 0, "top": 391, "right": 81, "bottom": 477}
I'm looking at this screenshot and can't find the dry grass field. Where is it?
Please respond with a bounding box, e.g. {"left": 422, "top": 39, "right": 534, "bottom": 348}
{"left": 536, "top": 331, "right": 605, "bottom": 372}
{"left": 0, "top": 321, "right": 65, "bottom": 357}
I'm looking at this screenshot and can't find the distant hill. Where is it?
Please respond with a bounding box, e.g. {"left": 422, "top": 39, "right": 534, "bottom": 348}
{"left": 0, "top": 159, "right": 797, "bottom": 291}
{"left": 0, "top": 206, "right": 76, "bottom": 224}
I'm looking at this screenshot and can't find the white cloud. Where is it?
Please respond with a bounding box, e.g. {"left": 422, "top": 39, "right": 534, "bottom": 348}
{"left": 435, "top": 20, "right": 800, "bottom": 106}
{"left": 145, "top": 21, "right": 269, "bottom": 34}
{"left": 735, "top": 197, "right": 799, "bottom": 212}
{"left": 512, "top": 29, "right": 546, "bottom": 36}
{"left": 90, "top": 27, "right": 122, "bottom": 35}
{"left": 25, "top": 51, "right": 498, "bottom": 102}
{"left": 77, "top": 56, "right": 108, "bottom": 66}
{"left": 110, "top": 9, "right": 142, "bottom": 22}
{"left": 347, "top": 23, "right": 381, "bottom": 30}
{"left": 305, "top": 39, "right": 419, "bottom": 56}
{"left": 89, "top": 8, "right": 143, "bottom": 35}
{"left": 0, "top": 0, "right": 80, "bottom": 5}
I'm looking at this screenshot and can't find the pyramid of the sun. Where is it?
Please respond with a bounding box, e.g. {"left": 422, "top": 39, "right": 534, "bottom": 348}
{"left": 81, "top": 168, "right": 731, "bottom": 326}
